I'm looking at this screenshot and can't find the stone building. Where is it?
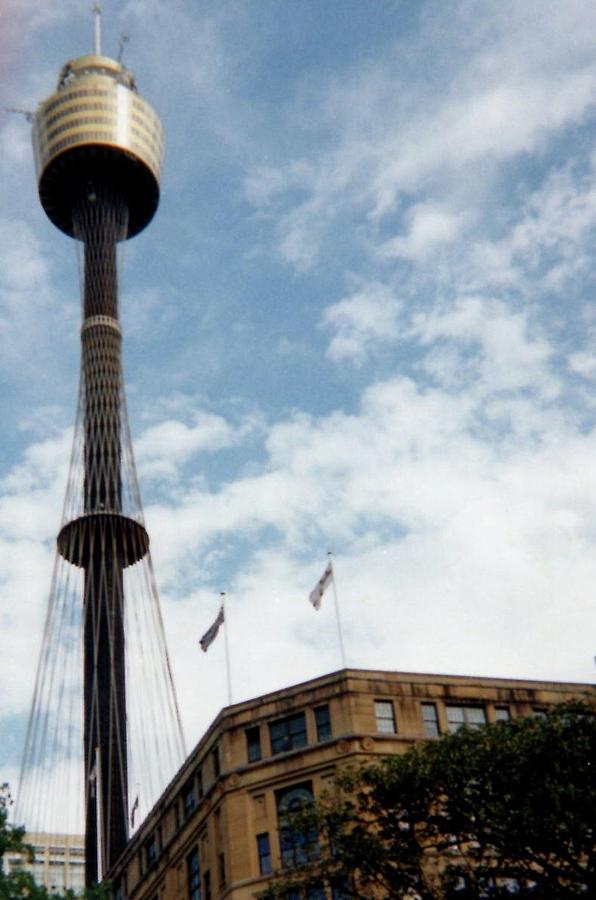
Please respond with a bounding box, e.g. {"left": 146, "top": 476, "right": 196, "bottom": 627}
{"left": 107, "top": 668, "right": 594, "bottom": 900}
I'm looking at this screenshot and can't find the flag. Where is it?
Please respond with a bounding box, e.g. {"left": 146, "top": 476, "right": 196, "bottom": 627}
{"left": 130, "top": 795, "right": 139, "bottom": 829}
{"left": 309, "top": 562, "right": 333, "bottom": 610}
{"left": 199, "top": 605, "right": 224, "bottom": 651}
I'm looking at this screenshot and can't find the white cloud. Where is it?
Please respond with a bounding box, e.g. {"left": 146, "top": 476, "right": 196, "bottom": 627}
{"left": 569, "top": 351, "right": 596, "bottom": 379}
{"left": 321, "top": 282, "right": 557, "bottom": 397}
{"left": 135, "top": 411, "right": 245, "bottom": 480}
{"left": 462, "top": 154, "right": 596, "bottom": 296}
{"left": 0, "top": 219, "right": 48, "bottom": 295}
{"left": 242, "top": 2, "right": 596, "bottom": 271}
{"left": 415, "top": 297, "right": 557, "bottom": 396}
{"left": 322, "top": 282, "right": 402, "bottom": 364}
{"left": 380, "top": 204, "right": 466, "bottom": 262}
{"left": 0, "top": 1, "right": 79, "bottom": 78}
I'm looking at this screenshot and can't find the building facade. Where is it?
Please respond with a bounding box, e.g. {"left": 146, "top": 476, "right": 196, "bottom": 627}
{"left": 107, "top": 668, "right": 594, "bottom": 900}
{"left": 4, "top": 832, "right": 85, "bottom": 894}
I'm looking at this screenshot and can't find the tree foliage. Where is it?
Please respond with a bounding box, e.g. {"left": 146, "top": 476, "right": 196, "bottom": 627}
{"left": 0, "top": 785, "right": 109, "bottom": 900}
{"left": 261, "top": 702, "right": 595, "bottom": 899}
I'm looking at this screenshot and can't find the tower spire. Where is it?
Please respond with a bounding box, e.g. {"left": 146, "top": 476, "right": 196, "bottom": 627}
{"left": 93, "top": 4, "right": 102, "bottom": 55}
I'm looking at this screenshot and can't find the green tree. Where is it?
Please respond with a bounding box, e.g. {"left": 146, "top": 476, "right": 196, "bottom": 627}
{"left": 261, "top": 703, "right": 595, "bottom": 899}
{"left": 0, "top": 783, "right": 44, "bottom": 900}
{"left": 0, "top": 785, "right": 110, "bottom": 900}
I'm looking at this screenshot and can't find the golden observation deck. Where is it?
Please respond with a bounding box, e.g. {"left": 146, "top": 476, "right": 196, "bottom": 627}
{"left": 32, "top": 54, "right": 164, "bottom": 239}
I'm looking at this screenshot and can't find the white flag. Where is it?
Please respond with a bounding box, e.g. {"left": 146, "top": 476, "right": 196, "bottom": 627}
{"left": 130, "top": 795, "right": 139, "bottom": 829}
{"left": 199, "top": 605, "right": 225, "bottom": 651}
{"left": 309, "top": 562, "right": 333, "bottom": 610}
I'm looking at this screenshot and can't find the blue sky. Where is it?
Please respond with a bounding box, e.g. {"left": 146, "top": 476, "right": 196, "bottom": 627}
{"left": 1, "top": 0, "right": 596, "bottom": 792}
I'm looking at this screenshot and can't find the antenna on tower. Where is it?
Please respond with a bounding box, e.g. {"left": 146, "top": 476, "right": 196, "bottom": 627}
{"left": 93, "top": 3, "right": 102, "bottom": 55}
{"left": 117, "top": 33, "right": 130, "bottom": 63}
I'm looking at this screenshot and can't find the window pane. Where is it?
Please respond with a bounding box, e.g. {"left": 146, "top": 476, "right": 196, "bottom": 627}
{"left": 145, "top": 836, "right": 157, "bottom": 867}
{"left": 446, "top": 705, "right": 465, "bottom": 732}
{"left": 374, "top": 700, "right": 396, "bottom": 734}
{"left": 446, "top": 705, "right": 486, "bottom": 733}
{"left": 289, "top": 716, "right": 304, "bottom": 737}
{"left": 314, "top": 705, "right": 331, "bottom": 741}
{"left": 466, "top": 707, "right": 487, "bottom": 727}
{"left": 183, "top": 779, "right": 196, "bottom": 817}
{"left": 421, "top": 702, "right": 439, "bottom": 737}
{"left": 212, "top": 746, "right": 220, "bottom": 778}
{"left": 187, "top": 848, "right": 201, "bottom": 900}
{"left": 257, "top": 833, "right": 272, "bottom": 875}
{"left": 307, "top": 887, "right": 326, "bottom": 899}
{"left": 495, "top": 706, "right": 510, "bottom": 722}
{"left": 269, "top": 713, "right": 307, "bottom": 754}
{"left": 246, "top": 726, "right": 262, "bottom": 763}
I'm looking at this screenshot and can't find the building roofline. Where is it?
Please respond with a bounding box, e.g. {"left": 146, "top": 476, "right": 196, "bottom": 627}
{"left": 215, "top": 666, "right": 595, "bottom": 720}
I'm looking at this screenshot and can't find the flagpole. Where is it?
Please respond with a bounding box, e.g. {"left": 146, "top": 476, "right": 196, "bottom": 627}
{"left": 221, "top": 592, "right": 233, "bottom": 705}
{"left": 328, "top": 552, "right": 347, "bottom": 668}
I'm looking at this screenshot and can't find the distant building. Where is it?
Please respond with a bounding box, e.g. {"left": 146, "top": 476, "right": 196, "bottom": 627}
{"left": 106, "top": 668, "right": 594, "bottom": 900}
{"left": 4, "top": 831, "right": 85, "bottom": 894}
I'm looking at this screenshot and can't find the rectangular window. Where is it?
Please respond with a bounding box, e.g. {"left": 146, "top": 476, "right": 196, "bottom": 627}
{"left": 203, "top": 870, "right": 211, "bottom": 900}
{"left": 197, "top": 769, "right": 203, "bottom": 798}
{"left": 218, "top": 853, "right": 225, "bottom": 888}
{"left": 495, "top": 706, "right": 510, "bottom": 722}
{"left": 186, "top": 848, "right": 201, "bottom": 900}
{"left": 374, "top": 700, "right": 397, "bottom": 734}
{"left": 246, "top": 726, "right": 262, "bottom": 762}
{"left": 307, "top": 888, "right": 326, "bottom": 900}
{"left": 421, "top": 702, "right": 440, "bottom": 737}
{"left": 144, "top": 835, "right": 157, "bottom": 869}
{"left": 269, "top": 712, "right": 307, "bottom": 755}
{"left": 446, "top": 705, "right": 487, "bottom": 733}
{"left": 314, "top": 705, "right": 332, "bottom": 741}
{"left": 182, "top": 778, "right": 196, "bottom": 817}
{"left": 256, "top": 833, "right": 272, "bottom": 875}
{"left": 212, "top": 746, "right": 220, "bottom": 779}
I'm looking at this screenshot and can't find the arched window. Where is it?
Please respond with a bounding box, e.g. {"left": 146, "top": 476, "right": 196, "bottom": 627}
{"left": 276, "top": 783, "right": 318, "bottom": 867}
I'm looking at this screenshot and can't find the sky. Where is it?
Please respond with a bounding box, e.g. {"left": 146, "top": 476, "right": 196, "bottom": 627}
{"left": 1, "top": 0, "right": 596, "bottom": 794}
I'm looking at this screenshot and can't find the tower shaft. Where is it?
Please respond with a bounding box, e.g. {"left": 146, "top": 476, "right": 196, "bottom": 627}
{"left": 78, "top": 189, "right": 129, "bottom": 881}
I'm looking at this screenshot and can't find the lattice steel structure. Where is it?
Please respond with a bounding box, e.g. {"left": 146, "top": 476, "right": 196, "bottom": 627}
{"left": 18, "top": 32, "right": 185, "bottom": 887}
